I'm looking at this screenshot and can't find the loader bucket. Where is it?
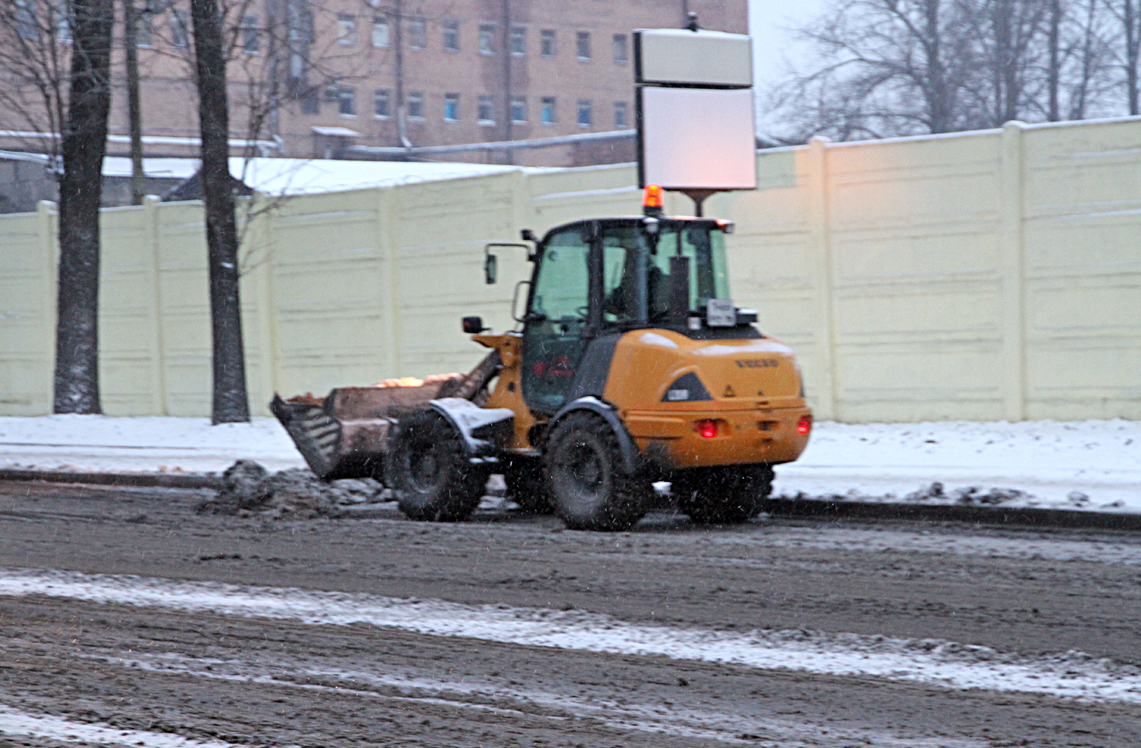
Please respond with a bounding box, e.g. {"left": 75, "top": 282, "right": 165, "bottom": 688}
{"left": 271, "top": 351, "right": 502, "bottom": 481}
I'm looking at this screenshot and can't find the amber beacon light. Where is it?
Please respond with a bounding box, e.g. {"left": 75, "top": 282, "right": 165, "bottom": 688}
{"left": 643, "top": 184, "right": 665, "bottom": 216}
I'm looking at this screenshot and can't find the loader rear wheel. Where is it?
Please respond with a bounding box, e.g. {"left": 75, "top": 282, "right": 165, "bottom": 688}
{"left": 545, "top": 412, "right": 646, "bottom": 531}
{"left": 503, "top": 458, "right": 553, "bottom": 515}
{"left": 672, "top": 464, "right": 773, "bottom": 525}
{"left": 386, "top": 410, "right": 487, "bottom": 522}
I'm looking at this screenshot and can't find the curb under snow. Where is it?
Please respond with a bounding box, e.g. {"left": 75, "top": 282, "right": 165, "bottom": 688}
{"left": 3, "top": 468, "right": 1141, "bottom": 532}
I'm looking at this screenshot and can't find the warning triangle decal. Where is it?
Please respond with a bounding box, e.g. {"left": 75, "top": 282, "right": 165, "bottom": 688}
{"left": 723, "top": 385, "right": 736, "bottom": 398}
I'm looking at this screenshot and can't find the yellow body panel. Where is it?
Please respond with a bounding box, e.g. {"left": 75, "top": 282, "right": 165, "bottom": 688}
{"left": 603, "top": 329, "right": 811, "bottom": 469}
{"left": 475, "top": 332, "right": 538, "bottom": 452}
{"left": 477, "top": 328, "right": 811, "bottom": 468}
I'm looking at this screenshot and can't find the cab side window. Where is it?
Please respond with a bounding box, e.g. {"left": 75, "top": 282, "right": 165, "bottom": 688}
{"left": 521, "top": 227, "right": 591, "bottom": 414}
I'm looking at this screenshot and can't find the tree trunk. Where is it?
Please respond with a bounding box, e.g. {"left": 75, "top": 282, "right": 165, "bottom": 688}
{"left": 191, "top": 0, "right": 251, "bottom": 423}
{"left": 1047, "top": 0, "right": 1061, "bottom": 121}
{"left": 125, "top": 0, "right": 146, "bottom": 205}
{"left": 53, "top": 0, "right": 114, "bottom": 415}
{"left": 1127, "top": 0, "right": 1140, "bottom": 115}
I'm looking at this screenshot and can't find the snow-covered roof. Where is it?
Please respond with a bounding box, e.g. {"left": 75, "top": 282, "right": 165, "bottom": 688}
{"left": 101, "top": 157, "right": 200, "bottom": 180}
{"left": 0, "top": 150, "right": 554, "bottom": 195}
{"left": 228, "top": 157, "right": 550, "bottom": 196}
{"left": 310, "top": 126, "right": 362, "bottom": 137}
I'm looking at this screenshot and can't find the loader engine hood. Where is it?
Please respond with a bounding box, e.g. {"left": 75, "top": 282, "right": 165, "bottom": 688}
{"left": 601, "top": 329, "right": 805, "bottom": 411}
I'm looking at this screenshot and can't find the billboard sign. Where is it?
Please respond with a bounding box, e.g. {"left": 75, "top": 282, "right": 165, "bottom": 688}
{"left": 633, "top": 27, "right": 756, "bottom": 194}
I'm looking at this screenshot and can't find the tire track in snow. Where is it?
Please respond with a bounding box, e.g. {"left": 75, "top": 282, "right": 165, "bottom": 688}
{"left": 2, "top": 567, "right": 1139, "bottom": 704}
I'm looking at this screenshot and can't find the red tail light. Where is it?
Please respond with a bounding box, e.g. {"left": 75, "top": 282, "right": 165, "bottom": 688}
{"left": 695, "top": 420, "right": 718, "bottom": 439}
{"left": 797, "top": 415, "right": 813, "bottom": 435}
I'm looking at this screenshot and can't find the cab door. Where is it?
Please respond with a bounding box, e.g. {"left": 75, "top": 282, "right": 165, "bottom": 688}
{"left": 521, "top": 224, "right": 596, "bottom": 415}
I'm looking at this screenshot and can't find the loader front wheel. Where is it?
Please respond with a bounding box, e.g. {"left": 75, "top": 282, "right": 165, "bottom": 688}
{"left": 672, "top": 464, "right": 773, "bottom": 525}
{"left": 545, "top": 412, "right": 646, "bottom": 531}
{"left": 386, "top": 410, "right": 486, "bottom": 522}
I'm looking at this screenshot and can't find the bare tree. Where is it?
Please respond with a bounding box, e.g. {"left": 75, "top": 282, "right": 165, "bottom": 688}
{"left": 191, "top": 0, "right": 249, "bottom": 423}
{"left": 0, "top": 0, "right": 71, "bottom": 162}
{"left": 55, "top": 0, "right": 115, "bottom": 414}
{"left": 0, "top": 0, "right": 115, "bottom": 414}
{"left": 772, "top": 0, "right": 1138, "bottom": 141}
{"left": 769, "top": 0, "right": 983, "bottom": 140}
{"left": 1106, "top": 0, "right": 1141, "bottom": 114}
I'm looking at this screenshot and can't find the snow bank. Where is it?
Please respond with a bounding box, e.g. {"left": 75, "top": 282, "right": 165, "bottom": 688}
{"left": 0, "top": 415, "right": 305, "bottom": 474}
{"left": 775, "top": 419, "right": 1141, "bottom": 513}
{"left": 1, "top": 415, "right": 1138, "bottom": 513}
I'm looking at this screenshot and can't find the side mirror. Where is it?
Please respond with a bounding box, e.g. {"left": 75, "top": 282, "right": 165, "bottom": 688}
{"left": 462, "top": 316, "right": 487, "bottom": 334}
{"left": 521, "top": 228, "right": 537, "bottom": 242}
{"left": 484, "top": 252, "right": 498, "bottom": 284}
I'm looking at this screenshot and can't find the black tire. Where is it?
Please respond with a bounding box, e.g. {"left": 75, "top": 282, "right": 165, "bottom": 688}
{"left": 672, "top": 464, "right": 773, "bottom": 525}
{"left": 545, "top": 412, "right": 647, "bottom": 531}
{"left": 503, "top": 458, "right": 554, "bottom": 515}
{"left": 385, "top": 409, "right": 487, "bottom": 522}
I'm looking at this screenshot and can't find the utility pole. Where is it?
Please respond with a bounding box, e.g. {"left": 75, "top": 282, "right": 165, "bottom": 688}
{"left": 395, "top": 0, "right": 410, "bottom": 148}
{"left": 502, "top": 0, "right": 512, "bottom": 163}
{"left": 124, "top": 0, "right": 145, "bottom": 205}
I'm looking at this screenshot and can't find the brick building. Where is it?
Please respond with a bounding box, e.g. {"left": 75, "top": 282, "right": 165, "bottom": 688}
{"left": 0, "top": 0, "right": 747, "bottom": 167}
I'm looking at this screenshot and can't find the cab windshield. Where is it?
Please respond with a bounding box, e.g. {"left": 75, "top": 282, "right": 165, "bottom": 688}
{"left": 600, "top": 220, "right": 729, "bottom": 328}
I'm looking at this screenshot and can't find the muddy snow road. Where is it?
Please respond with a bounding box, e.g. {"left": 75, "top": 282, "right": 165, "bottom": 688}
{"left": 1, "top": 481, "right": 1139, "bottom": 747}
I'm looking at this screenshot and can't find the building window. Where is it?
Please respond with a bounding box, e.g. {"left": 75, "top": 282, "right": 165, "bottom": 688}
{"left": 374, "top": 89, "right": 391, "bottom": 118}
{"left": 339, "top": 87, "right": 356, "bottom": 116}
{"left": 541, "top": 97, "right": 556, "bottom": 124}
{"left": 510, "top": 25, "right": 525, "bottom": 56}
{"left": 170, "top": 9, "right": 188, "bottom": 48}
{"left": 614, "top": 101, "right": 628, "bottom": 128}
{"left": 408, "top": 18, "right": 426, "bottom": 49}
{"left": 15, "top": 0, "right": 37, "bottom": 40}
{"left": 478, "top": 95, "right": 494, "bottom": 124}
{"left": 576, "top": 31, "right": 590, "bottom": 60}
{"left": 577, "top": 99, "right": 592, "bottom": 127}
{"left": 442, "top": 20, "right": 459, "bottom": 51}
{"left": 135, "top": 0, "right": 156, "bottom": 47}
{"left": 301, "top": 88, "right": 319, "bottom": 114}
{"left": 540, "top": 29, "right": 555, "bottom": 57}
{"left": 242, "top": 15, "right": 259, "bottom": 53}
{"left": 372, "top": 15, "right": 389, "bottom": 47}
{"left": 511, "top": 96, "right": 526, "bottom": 123}
{"left": 337, "top": 14, "right": 356, "bottom": 46}
{"left": 408, "top": 91, "right": 424, "bottom": 119}
{"left": 479, "top": 22, "right": 495, "bottom": 55}
{"left": 613, "top": 34, "right": 627, "bottom": 64}
{"left": 444, "top": 93, "right": 460, "bottom": 121}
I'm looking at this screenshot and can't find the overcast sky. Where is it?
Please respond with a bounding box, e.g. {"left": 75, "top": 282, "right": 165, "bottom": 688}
{"left": 749, "top": 0, "right": 826, "bottom": 85}
{"left": 748, "top": 0, "right": 827, "bottom": 134}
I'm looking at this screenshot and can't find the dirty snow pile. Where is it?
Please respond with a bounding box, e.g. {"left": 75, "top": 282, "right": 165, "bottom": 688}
{"left": 197, "top": 460, "right": 385, "bottom": 520}
{"left": 774, "top": 419, "right": 1141, "bottom": 513}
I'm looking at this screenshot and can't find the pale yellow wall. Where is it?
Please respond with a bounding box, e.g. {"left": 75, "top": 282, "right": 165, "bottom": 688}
{"left": 2, "top": 115, "right": 1139, "bottom": 421}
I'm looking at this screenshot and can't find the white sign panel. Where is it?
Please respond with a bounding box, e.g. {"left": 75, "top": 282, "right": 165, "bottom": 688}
{"left": 639, "top": 87, "right": 757, "bottom": 191}
{"left": 635, "top": 30, "right": 753, "bottom": 88}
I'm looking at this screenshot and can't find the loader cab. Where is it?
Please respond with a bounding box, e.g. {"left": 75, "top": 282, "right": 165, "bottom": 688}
{"left": 520, "top": 216, "right": 739, "bottom": 415}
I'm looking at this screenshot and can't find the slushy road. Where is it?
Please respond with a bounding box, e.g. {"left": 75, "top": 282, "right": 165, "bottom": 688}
{"left": 1, "top": 481, "right": 1138, "bottom": 747}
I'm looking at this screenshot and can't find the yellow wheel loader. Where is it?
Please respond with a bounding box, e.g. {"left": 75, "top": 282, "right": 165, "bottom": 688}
{"left": 272, "top": 188, "right": 812, "bottom": 531}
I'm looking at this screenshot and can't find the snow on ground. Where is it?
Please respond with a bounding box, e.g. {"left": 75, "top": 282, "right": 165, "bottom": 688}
{"left": 0, "top": 704, "right": 245, "bottom": 748}
{"left": 0, "top": 415, "right": 1138, "bottom": 513}
{"left": 0, "top": 415, "right": 306, "bottom": 474}
{"left": 3, "top": 568, "right": 1140, "bottom": 704}
{"left": 774, "top": 419, "right": 1141, "bottom": 513}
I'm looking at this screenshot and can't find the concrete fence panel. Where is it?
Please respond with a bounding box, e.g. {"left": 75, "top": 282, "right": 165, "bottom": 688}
{"left": 1, "top": 116, "right": 1140, "bottom": 421}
